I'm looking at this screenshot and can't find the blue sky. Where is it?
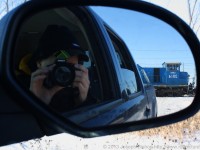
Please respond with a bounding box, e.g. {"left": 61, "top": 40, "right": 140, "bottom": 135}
{"left": 0, "top": 0, "right": 197, "bottom": 82}
{"left": 91, "top": 6, "right": 196, "bottom": 82}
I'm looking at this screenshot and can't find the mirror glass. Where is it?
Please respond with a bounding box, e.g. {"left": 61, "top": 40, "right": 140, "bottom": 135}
{"left": 14, "top": 6, "right": 196, "bottom": 128}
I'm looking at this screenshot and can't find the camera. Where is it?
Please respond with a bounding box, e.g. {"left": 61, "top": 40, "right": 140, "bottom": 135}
{"left": 43, "top": 60, "right": 75, "bottom": 89}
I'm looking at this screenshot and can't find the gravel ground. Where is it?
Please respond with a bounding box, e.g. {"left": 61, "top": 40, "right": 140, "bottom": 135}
{"left": 1, "top": 97, "right": 200, "bottom": 150}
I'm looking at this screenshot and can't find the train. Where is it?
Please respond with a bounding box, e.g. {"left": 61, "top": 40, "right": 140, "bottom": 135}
{"left": 137, "top": 62, "right": 191, "bottom": 97}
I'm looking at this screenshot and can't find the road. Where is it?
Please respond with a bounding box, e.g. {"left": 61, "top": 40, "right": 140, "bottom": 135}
{"left": 157, "top": 96, "right": 194, "bottom": 117}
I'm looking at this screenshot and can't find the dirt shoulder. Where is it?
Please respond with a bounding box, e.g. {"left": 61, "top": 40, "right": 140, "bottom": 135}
{"left": 137, "top": 96, "right": 199, "bottom": 141}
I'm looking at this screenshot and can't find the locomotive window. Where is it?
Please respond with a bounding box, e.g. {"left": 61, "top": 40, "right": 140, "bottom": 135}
{"left": 167, "top": 64, "right": 180, "bottom": 71}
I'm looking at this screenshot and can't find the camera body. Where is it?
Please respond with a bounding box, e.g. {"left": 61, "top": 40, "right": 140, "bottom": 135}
{"left": 43, "top": 60, "right": 75, "bottom": 89}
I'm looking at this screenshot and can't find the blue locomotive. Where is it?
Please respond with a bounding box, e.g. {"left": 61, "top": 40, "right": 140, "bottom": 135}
{"left": 138, "top": 62, "right": 189, "bottom": 96}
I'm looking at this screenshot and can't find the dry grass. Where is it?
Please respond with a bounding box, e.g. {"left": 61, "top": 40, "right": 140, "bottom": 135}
{"left": 136, "top": 112, "right": 200, "bottom": 140}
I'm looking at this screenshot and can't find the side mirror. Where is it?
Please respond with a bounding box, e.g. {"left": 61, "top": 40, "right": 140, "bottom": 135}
{"left": 0, "top": 0, "right": 199, "bottom": 140}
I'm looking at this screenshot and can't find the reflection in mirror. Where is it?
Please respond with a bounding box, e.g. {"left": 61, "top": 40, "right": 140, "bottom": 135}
{"left": 14, "top": 6, "right": 196, "bottom": 128}
{"left": 92, "top": 6, "right": 196, "bottom": 117}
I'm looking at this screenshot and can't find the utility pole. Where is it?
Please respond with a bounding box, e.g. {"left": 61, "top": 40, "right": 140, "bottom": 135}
{"left": 5, "top": 0, "right": 9, "bottom": 13}
{"left": 187, "top": 0, "right": 200, "bottom": 34}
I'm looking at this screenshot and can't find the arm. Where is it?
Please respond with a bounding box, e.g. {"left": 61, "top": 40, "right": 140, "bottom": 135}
{"left": 73, "top": 64, "right": 90, "bottom": 106}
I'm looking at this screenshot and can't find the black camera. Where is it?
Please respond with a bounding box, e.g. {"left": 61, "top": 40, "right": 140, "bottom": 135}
{"left": 43, "top": 60, "right": 75, "bottom": 89}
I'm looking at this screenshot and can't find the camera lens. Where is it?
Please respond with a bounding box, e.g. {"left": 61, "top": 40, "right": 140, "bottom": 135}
{"left": 55, "top": 66, "right": 72, "bottom": 83}
{"left": 43, "top": 61, "right": 75, "bottom": 88}
{"left": 53, "top": 64, "right": 75, "bottom": 86}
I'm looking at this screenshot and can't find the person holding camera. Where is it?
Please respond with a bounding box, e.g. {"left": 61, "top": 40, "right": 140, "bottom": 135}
{"left": 29, "top": 25, "right": 91, "bottom": 112}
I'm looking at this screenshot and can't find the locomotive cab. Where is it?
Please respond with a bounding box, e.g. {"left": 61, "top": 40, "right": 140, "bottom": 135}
{"left": 163, "top": 62, "right": 189, "bottom": 85}
{"left": 158, "top": 62, "right": 189, "bottom": 96}
{"left": 163, "top": 62, "right": 181, "bottom": 72}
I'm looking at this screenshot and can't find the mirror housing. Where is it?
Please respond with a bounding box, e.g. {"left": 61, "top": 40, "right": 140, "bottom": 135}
{"left": 0, "top": 0, "right": 199, "bottom": 138}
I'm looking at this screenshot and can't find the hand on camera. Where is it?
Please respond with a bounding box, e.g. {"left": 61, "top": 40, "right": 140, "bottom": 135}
{"left": 30, "top": 64, "right": 63, "bottom": 104}
{"left": 30, "top": 63, "right": 90, "bottom": 106}
{"left": 73, "top": 64, "right": 90, "bottom": 106}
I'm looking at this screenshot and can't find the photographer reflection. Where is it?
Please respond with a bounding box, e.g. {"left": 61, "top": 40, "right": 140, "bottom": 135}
{"left": 29, "top": 25, "right": 90, "bottom": 112}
